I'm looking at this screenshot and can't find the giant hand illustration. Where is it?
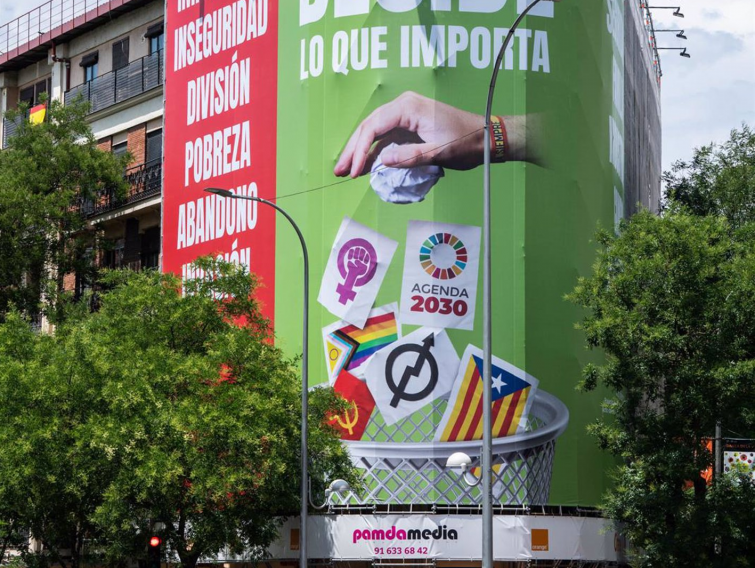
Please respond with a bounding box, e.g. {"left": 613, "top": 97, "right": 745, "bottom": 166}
{"left": 334, "top": 91, "right": 533, "bottom": 179}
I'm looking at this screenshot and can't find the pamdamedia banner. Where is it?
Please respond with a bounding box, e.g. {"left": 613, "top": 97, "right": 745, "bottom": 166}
{"left": 163, "top": 0, "right": 625, "bottom": 507}
{"left": 264, "top": 514, "right": 625, "bottom": 562}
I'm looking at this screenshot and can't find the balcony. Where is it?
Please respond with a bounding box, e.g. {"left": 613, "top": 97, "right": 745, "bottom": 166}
{"left": 65, "top": 49, "right": 163, "bottom": 114}
{"left": 2, "top": 113, "right": 25, "bottom": 148}
{"left": 81, "top": 158, "right": 161, "bottom": 218}
{"left": 0, "top": 0, "right": 154, "bottom": 72}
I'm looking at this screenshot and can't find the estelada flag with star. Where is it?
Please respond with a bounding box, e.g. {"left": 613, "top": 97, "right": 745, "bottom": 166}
{"left": 327, "top": 368, "right": 376, "bottom": 441}
{"left": 434, "top": 344, "right": 539, "bottom": 442}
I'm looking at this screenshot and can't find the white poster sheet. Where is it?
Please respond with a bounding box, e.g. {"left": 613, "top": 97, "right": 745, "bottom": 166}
{"left": 435, "top": 344, "right": 540, "bottom": 442}
{"left": 318, "top": 217, "right": 398, "bottom": 328}
{"left": 400, "top": 220, "right": 481, "bottom": 330}
{"left": 364, "top": 327, "right": 459, "bottom": 425}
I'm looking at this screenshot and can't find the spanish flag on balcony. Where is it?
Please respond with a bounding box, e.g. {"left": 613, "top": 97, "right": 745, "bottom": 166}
{"left": 29, "top": 103, "right": 46, "bottom": 125}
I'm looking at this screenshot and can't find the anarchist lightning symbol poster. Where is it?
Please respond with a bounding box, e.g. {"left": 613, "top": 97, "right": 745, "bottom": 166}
{"left": 319, "top": 217, "right": 398, "bottom": 328}
{"left": 365, "top": 327, "right": 459, "bottom": 425}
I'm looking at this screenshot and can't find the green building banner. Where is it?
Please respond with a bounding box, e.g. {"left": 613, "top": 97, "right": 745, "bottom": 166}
{"left": 164, "top": 0, "right": 623, "bottom": 507}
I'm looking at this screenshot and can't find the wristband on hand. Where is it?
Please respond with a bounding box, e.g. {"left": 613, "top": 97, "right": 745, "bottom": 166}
{"left": 490, "top": 115, "right": 508, "bottom": 162}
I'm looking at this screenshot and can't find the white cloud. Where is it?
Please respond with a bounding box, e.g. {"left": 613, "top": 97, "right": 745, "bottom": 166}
{"left": 0, "top": 1, "right": 33, "bottom": 24}
{"left": 654, "top": 0, "right": 755, "bottom": 172}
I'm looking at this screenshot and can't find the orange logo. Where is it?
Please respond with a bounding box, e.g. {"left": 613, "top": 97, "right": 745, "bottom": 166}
{"left": 531, "top": 528, "right": 549, "bottom": 552}
{"left": 290, "top": 528, "right": 300, "bottom": 550}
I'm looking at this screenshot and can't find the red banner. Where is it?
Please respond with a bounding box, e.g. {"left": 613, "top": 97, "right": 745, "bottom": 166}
{"left": 162, "top": 0, "right": 278, "bottom": 321}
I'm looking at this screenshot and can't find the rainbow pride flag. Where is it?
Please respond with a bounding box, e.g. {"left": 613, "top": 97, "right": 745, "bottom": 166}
{"left": 322, "top": 303, "right": 400, "bottom": 382}
{"left": 435, "top": 345, "right": 538, "bottom": 442}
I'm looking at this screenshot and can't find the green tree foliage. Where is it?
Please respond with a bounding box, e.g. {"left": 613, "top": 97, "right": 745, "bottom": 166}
{"left": 570, "top": 125, "right": 755, "bottom": 567}
{"left": 0, "top": 99, "right": 128, "bottom": 321}
{"left": 664, "top": 124, "right": 755, "bottom": 228}
{"left": 0, "top": 261, "right": 354, "bottom": 568}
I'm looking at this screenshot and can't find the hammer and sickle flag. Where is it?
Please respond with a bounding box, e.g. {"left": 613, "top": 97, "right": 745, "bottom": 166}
{"left": 328, "top": 368, "right": 376, "bottom": 441}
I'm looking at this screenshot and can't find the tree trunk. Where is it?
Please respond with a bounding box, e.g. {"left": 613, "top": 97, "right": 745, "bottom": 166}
{"left": 693, "top": 473, "right": 708, "bottom": 499}
{"left": 71, "top": 523, "right": 86, "bottom": 568}
{"left": 0, "top": 518, "right": 16, "bottom": 563}
{"left": 178, "top": 549, "right": 201, "bottom": 568}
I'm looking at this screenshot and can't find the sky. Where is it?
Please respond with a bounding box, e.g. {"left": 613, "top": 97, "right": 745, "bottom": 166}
{"left": 0, "top": 0, "right": 752, "bottom": 175}
{"left": 655, "top": 0, "right": 755, "bottom": 172}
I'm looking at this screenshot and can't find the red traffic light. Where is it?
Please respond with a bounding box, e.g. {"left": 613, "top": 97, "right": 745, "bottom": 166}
{"left": 149, "top": 536, "right": 162, "bottom": 548}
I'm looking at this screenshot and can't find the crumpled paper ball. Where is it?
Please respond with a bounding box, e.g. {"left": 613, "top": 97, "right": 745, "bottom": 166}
{"left": 370, "top": 143, "right": 445, "bottom": 204}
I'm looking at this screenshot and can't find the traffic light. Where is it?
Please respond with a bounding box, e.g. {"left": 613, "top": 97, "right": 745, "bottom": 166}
{"left": 147, "top": 535, "right": 162, "bottom": 568}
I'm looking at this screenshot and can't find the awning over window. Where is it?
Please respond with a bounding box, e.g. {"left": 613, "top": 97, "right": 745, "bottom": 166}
{"left": 80, "top": 52, "right": 98, "bottom": 67}
{"left": 145, "top": 22, "right": 164, "bottom": 38}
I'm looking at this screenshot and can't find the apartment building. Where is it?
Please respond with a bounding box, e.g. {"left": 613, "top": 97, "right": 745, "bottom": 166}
{"left": 0, "top": 0, "right": 165, "bottom": 294}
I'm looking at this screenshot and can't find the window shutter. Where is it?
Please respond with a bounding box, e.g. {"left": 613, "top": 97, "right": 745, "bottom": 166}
{"left": 146, "top": 129, "right": 163, "bottom": 163}
{"left": 113, "top": 38, "right": 130, "bottom": 70}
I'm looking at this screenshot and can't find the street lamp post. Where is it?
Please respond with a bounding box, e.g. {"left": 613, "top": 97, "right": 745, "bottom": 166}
{"left": 481, "top": 2, "right": 559, "bottom": 568}
{"left": 657, "top": 46, "right": 691, "bottom": 58}
{"left": 645, "top": 5, "right": 684, "bottom": 18}
{"left": 204, "top": 188, "right": 310, "bottom": 568}
{"left": 654, "top": 29, "right": 687, "bottom": 39}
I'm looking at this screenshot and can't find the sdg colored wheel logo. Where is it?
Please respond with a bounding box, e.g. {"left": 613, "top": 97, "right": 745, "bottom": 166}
{"left": 419, "top": 233, "right": 467, "bottom": 280}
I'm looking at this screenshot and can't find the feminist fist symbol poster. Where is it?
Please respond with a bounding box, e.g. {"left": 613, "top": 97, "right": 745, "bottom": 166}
{"left": 318, "top": 217, "right": 397, "bottom": 328}
{"left": 336, "top": 238, "right": 377, "bottom": 305}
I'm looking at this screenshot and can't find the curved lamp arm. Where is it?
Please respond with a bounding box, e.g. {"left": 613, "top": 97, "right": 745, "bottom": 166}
{"left": 446, "top": 452, "right": 482, "bottom": 488}
{"left": 309, "top": 478, "right": 354, "bottom": 510}
{"left": 204, "top": 187, "right": 309, "bottom": 568}
{"left": 459, "top": 464, "right": 482, "bottom": 488}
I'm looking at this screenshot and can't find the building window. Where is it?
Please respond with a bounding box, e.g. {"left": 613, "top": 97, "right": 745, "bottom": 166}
{"left": 150, "top": 33, "right": 164, "bottom": 54}
{"left": 75, "top": 246, "right": 94, "bottom": 299}
{"left": 103, "top": 238, "right": 125, "bottom": 269}
{"left": 141, "top": 226, "right": 160, "bottom": 270}
{"left": 112, "top": 38, "right": 130, "bottom": 71}
{"left": 112, "top": 140, "right": 128, "bottom": 176}
{"left": 112, "top": 141, "right": 128, "bottom": 159}
{"left": 146, "top": 129, "right": 162, "bottom": 164}
{"left": 19, "top": 86, "right": 34, "bottom": 107}
{"left": 123, "top": 218, "right": 141, "bottom": 270}
{"left": 80, "top": 52, "right": 99, "bottom": 83}
{"left": 19, "top": 78, "right": 51, "bottom": 107}
{"left": 84, "top": 63, "right": 97, "bottom": 82}
{"left": 146, "top": 22, "right": 164, "bottom": 54}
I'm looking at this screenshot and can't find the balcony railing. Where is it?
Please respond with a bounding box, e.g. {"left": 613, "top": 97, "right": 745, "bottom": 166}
{"left": 639, "top": 1, "right": 662, "bottom": 86}
{"left": 0, "top": 0, "right": 115, "bottom": 63}
{"left": 65, "top": 49, "right": 163, "bottom": 114}
{"left": 2, "top": 113, "right": 25, "bottom": 148}
{"left": 80, "top": 158, "right": 162, "bottom": 217}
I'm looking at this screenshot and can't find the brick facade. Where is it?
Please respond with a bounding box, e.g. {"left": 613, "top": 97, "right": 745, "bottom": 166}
{"left": 62, "top": 272, "right": 76, "bottom": 293}
{"left": 127, "top": 124, "right": 147, "bottom": 165}
{"left": 97, "top": 137, "right": 112, "bottom": 152}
